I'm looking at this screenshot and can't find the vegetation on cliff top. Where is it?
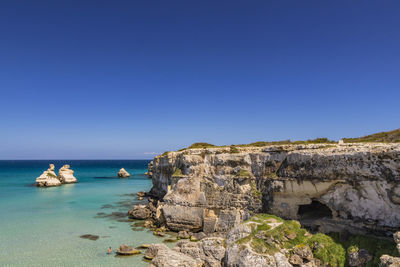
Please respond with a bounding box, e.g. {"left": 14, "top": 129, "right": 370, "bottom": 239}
{"left": 175, "top": 129, "right": 400, "bottom": 151}
{"left": 343, "top": 128, "right": 400, "bottom": 143}
{"left": 181, "top": 138, "right": 336, "bottom": 150}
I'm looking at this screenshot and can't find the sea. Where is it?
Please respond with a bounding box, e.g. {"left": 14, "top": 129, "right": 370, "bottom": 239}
{"left": 0, "top": 160, "right": 169, "bottom": 267}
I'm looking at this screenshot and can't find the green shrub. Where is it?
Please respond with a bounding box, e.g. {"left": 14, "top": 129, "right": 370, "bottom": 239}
{"left": 187, "top": 142, "right": 216, "bottom": 149}
{"left": 329, "top": 233, "right": 400, "bottom": 267}
{"left": 230, "top": 146, "right": 240, "bottom": 153}
{"left": 307, "top": 233, "right": 346, "bottom": 267}
{"left": 238, "top": 214, "right": 347, "bottom": 267}
{"left": 342, "top": 128, "right": 400, "bottom": 143}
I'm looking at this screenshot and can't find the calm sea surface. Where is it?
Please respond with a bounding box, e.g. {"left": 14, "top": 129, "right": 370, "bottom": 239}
{"left": 0, "top": 160, "right": 166, "bottom": 267}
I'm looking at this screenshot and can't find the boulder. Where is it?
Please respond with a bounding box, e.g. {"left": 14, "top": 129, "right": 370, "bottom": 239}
{"left": 128, "top": 204, "right": 152, "bottom": 220}
{"left": 118, "top": 168, "right": 130, "bottom": 178}
{"left": 178, "top": 231, "right": 191, "bottom": 239}
{"left": 380, "top": 232, "right": 400, "bottom": 266}
{"left": 116, "top": 244, "right": 140, "bottom": 255}
{"left": 146, "top": 244, "right": 201, "bottom": 267}
{"left": 394, "top": 232, "right": 400, "bottom": 253}
{"left": 174, "top": 237, "right": 226, "bottom": 267}
{"left": 58, "top": 164, "right": 77, "bottom": 183}
{"left": 380, "top": 255, "right": 400, "bottom": 267}
{"left": 349, "top": 249, "right": 373, "bottom": 266}
{"left": 36, "top": 164, "right": 61, "bottom": 187}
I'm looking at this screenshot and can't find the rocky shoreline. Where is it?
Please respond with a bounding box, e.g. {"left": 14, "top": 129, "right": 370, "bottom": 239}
{"left": 128, "top": 142, "right": 400, "bottom": 266}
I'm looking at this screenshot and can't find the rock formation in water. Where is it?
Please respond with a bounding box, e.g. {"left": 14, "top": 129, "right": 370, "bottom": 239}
{"left": 146, "top": 143, "right": 400, "bottom": 236}
{"left": 58, "top": 164, "right": 77, "bottom": 183}
{"left": 118, "top": 168, "right": 130, "bottom": 178}
{"left": 36, "top": 164, "right": 62, "bottom": 187}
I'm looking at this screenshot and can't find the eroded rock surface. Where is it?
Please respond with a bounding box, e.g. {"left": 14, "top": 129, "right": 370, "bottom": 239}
{"left": 118, "top": 168, "right": 130, "bottom": 178}
{"left": 149, "top": 143, "right": 400, "bottom": 234}
{"left": 146, "top": 244, "right": 201, "bottom": 267}
{"left": 380, "top": 231, "right": 400, "bottom": 267}
{"left": 58, "top": 164, "right": 77, "bottom": 183}
{"left": 36, "top": 164, "right": 61, "bottom": 187}
{"left": 128, "top": 204, "right": 152, "bottom": 220}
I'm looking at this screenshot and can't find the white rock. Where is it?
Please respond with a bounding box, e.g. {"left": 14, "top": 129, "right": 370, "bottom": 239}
{"left": 36, "top": 164, "right": 61, "bottom": 187}
{"left": 118, "top": 168, "right": 130, "bottom": 178}
{"left": 58, "top": 164, "right": 77, "bottom": 183}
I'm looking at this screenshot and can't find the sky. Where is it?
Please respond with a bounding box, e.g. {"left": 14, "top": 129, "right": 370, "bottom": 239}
{"left": 0, "top": 0, "right": 399, "bottom": 159}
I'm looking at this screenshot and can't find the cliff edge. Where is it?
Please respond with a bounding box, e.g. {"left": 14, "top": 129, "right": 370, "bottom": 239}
{"left": 148, "top": 143, "right": 400, "bottom": 235}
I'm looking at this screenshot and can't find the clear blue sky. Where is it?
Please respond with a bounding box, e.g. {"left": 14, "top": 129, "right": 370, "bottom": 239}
{"left": 1, "top": 0, "right": 399, "bottom": 159}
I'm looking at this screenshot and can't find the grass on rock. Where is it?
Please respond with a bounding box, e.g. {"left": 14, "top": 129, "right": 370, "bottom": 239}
{"left": 238, "top": 214, "right": 345, "bottom": 267}
{"left": 237, "top": 214, "right": 399, "bottom": 267}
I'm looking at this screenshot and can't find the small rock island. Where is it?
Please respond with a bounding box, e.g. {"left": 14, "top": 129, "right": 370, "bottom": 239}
{"left": 36, "top": 164, "right": 77, "bottom": 187}
{"left": 58, "top": 164, "right": 77, "bottom": 183}
{"left": 35, "top": 164, "right": 61, "bottom": 187}
{"left": 118, "top": 168, "right": 130, "bottom": 178}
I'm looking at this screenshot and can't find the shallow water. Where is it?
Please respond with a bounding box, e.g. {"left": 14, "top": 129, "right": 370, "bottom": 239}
{"left": 0, "top": 160, "right": 168, "bottom": 266}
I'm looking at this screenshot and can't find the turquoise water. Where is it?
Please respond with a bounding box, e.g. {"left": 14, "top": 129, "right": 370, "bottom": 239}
{"left": 0, "top": 160, "right": 167, "bottom": 267}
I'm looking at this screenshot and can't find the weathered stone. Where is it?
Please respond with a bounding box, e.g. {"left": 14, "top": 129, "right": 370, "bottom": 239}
{"left": 116, "top": 244, "right": 140, "bottom": 255}
{"left": 289, "top": 254, "right": 303, "bottom": 265}
{"left": 192, "top": 232, "right": 207, "bottom": 241}
{"left": 380, "top": 254, "right": 400, "bottom": 267}
{"left": 178, "top": 231, "right": 191, "bottom": 239}
{"left": 349, "top": 249, "right": 373, "bottom": 266}
{"left": 293, "top": 245, "right": 313, "bottom": 261}
{"left": 118, "top": 168, "right": 130, "bottom": 178}
{"left": 36, "top": 164, "right": 61, "bottom": 187}
{"left": 149, "top": 143, "right": 400, "bottom": 234}
{"left": 137, "top": 191, "right": 146, "bottom": 197}
{"left": 146, "top": 244, "right": 202, "bottom": 267}
{"left": 58, "top": 164, "right": 77, "bottom": 183}
{"left": 161, "top": 205, "right": 203, "bottom": 231}
{"left": 174, "top": 237, "right": 226, "bottom": 267}
{"left": 394, "top": 232, "right": 400, "bottom": 254}
{"left": 275, "top": 252, "right": 292, "bottom": 267}
{"left": 128, "top": 204, "right": 151, "bottom": 220}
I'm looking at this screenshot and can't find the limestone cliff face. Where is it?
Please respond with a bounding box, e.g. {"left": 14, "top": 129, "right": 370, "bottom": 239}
{"left": 149, "top": 143, "right": 400, "bottom": 234}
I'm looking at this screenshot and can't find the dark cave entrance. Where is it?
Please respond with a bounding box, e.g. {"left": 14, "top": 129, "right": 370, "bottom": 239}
{"left": 298, "top": 200, "right": 333, "bottom": 220}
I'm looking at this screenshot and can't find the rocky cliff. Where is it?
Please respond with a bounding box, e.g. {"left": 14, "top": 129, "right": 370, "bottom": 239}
{"left": 148, "top": 143, "right": 400, "bottom": 236}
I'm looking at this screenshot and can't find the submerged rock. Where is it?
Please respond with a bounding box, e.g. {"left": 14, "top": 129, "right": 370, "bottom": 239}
{"left": 118, "top": 168, "right": 130, "bottom": 178}
{"left": 36, "top": 164, "right": 61, "bottom": 187}
{"left": 79, "top": 234, "right": 99, "bottom": 241}
{"left": 58, "top": 164, "right": 77, "bottom": 183}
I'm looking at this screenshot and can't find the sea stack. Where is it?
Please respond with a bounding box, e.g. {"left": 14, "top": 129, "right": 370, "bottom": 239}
{"left": 118, "top": 168, "right": 130, "bottom": 178}
{"left": 58, "top": 164, "right": 77, "bottom": 183}
{"left": 36, "top": 164, "right": 62, "bottom": 187}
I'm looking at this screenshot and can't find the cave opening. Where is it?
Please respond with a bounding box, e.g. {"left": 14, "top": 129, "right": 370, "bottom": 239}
{"left": 298, "top": 200, "right": 333, "bottom": 220}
